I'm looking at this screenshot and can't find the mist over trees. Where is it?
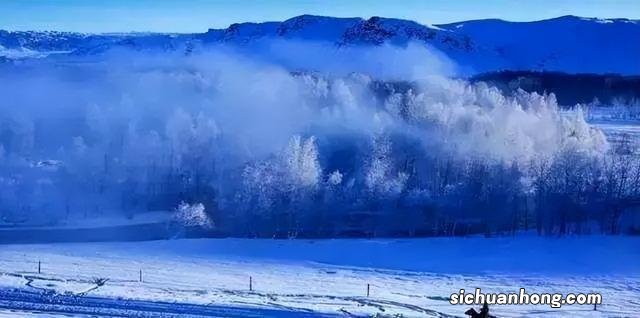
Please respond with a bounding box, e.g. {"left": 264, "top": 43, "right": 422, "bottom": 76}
{"left": 0, "top": 46, "right": 638, "bottom": 237}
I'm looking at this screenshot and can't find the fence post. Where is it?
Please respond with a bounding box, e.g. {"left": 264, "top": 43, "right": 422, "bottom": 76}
{"left": 367, "top": 283, "right": 370, "bottom": 297}
{"left": 139, "top": 269, "right": 143, "bottom": 283}
{"left": 249, "top": 276, "right": 253, "bottom": 291}
{"left": 38, "top": 260, "right": 41, "bottom": 274}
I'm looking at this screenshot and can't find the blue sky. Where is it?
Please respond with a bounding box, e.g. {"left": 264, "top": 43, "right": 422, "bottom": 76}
{"left": 1, "top": 0, "right": 639, "bottom": 33}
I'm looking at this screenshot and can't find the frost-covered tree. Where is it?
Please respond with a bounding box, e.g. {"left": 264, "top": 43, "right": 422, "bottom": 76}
{"left": 282, "top": 135, "right": 321, "bottom": 190}
{"left": 365, "top": 135, "right": 408, "bottom": 198}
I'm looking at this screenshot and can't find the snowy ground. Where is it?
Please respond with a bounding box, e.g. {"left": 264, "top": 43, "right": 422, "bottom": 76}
{"left": 0, "top": 237, "right": 638, "bottom": 317}
{"left": 586, "top": 107, "right": 640, "bottom": 153}
{"left": 592, "top": 120, "right": 640, "bottom": 152}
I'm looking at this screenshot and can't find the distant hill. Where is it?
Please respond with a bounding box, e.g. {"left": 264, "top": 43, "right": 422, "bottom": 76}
{"left": 1, "top": 15, "right": 639, "bottom": 75}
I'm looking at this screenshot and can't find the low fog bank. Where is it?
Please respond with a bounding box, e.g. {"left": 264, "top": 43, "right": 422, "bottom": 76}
{"left": 0, "top": 42, "right": 637, "bottom": 238}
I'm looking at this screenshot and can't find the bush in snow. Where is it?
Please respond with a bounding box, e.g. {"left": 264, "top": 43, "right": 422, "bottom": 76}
{"left": 173, "top": 202, "right": 213, "bottom": 229}
{"left": 327, "top": 170, "right": 343, "bottom": 186}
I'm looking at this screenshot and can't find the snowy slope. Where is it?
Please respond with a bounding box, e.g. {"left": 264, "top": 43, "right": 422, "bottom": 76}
{"left": 1, "top": 15, "right": 638, "bottom": 75}
{"left": 0, "top": 237, "right": 638, "bottom": 317}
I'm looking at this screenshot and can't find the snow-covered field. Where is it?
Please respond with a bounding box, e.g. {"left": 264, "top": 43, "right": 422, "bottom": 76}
{"left": 581, "top": 107, "right": 640, "bottom": 154}
{"left": 592, "top": 120, "right": 640, "bottom": 152}
{"left": 0, "top": 237, "right": 638, "bottom": 317}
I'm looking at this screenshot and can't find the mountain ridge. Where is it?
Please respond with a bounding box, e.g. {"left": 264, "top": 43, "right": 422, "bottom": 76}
{"left": 1, "top": 14, "right": 638, "bottom": 75}
{"left": 2, "top": 14, "right": 638, "bottom": 35}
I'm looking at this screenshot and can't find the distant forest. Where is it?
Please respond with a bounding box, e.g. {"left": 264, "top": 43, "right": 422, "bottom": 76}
{"left": 471, "top": 71, "right": 640, "bottom": 106}
{"left": 1, "top": 54, "right": 639, "bottom": 239}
